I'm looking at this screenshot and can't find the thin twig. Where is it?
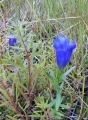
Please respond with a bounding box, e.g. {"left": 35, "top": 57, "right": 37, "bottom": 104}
{"left": 21, "top": 40, "right": 32, "bottom": 101}
{"left": 22, "top": 16, "right": 82, "bottom": 26}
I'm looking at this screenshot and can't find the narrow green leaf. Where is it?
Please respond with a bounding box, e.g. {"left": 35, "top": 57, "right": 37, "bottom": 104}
{"left": 56, "top": 111, "right": 64, "bottom": 116}
{"left": 47, "top": 99, "right": 56, "bottom": 108}
{"left": 60, "top": 104, "right": 70, "bottom": 109}
{"left": 56, "top": 92, "right": 61, "bottom": 111}
{"left": 44, "top": 71, "right": 54, "bottom": 80}
{"left": 6, "top": 115, "right": 17, "bottom": 120}
{"left": 49, "top": 69, "right": 55, "bottom": 78}
{"left": 62, "top": 66, "right": 76, "bottom": 80}
{"left": 0, "top": 101, "right": 9, "bottom": 107}
{"left": 30, "top": 114, "right": 41, "bottom": 118}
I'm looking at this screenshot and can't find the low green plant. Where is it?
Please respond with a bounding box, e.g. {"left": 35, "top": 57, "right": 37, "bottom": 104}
{"left": 0, "top": 0, "right": 88, "bottom": 120}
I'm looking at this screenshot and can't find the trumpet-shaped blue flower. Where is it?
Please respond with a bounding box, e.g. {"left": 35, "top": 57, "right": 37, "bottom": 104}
{"left": 53, "top": 35, "right": 76, "bottom": 69}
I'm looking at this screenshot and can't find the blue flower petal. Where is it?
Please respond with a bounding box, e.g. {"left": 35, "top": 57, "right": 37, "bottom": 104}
{"left": 68, "top": 44, "right": 76, "bottom": 51}
{"left": 8, "top": 34, "right": 18, "bottom": 53}
{"left": 68, "top": 40, "right": 76, "bottom": 51}
{"left": 15, "top": 49, "right": 18, "bottom": 52}
{"left": 56, "top": 49, "right": 67, "bottom": 69}
{"left": 56, "top": 48, "right": 73, "bottom": 69}
{"left": 9, "top": 38, "right": 17, "bottom": 46}
{"left": 69, "top": 39, "right": 75, "bottom": 45}
{"left": 53, "top": 35, "right": 68, "bottom": 50}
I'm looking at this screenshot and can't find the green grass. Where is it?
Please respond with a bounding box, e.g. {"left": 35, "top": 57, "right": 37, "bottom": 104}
{"left": 0, "top": 0, "right": 88, "bottom": 120}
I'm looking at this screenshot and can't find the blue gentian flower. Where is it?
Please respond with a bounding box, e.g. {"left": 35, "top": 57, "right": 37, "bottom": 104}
{"left": 9, "top": 34, "right": 17, "bottom": 46}
{"left": 53, "top": 35, "right": 76, "bottom": 69}
{"left": 9, "top": 34, "right": 18, "bottom": 52}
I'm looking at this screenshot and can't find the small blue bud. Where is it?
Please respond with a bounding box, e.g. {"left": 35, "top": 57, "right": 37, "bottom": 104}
{"left": 53, "top": 35, "right": 76, "bottom": 69}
